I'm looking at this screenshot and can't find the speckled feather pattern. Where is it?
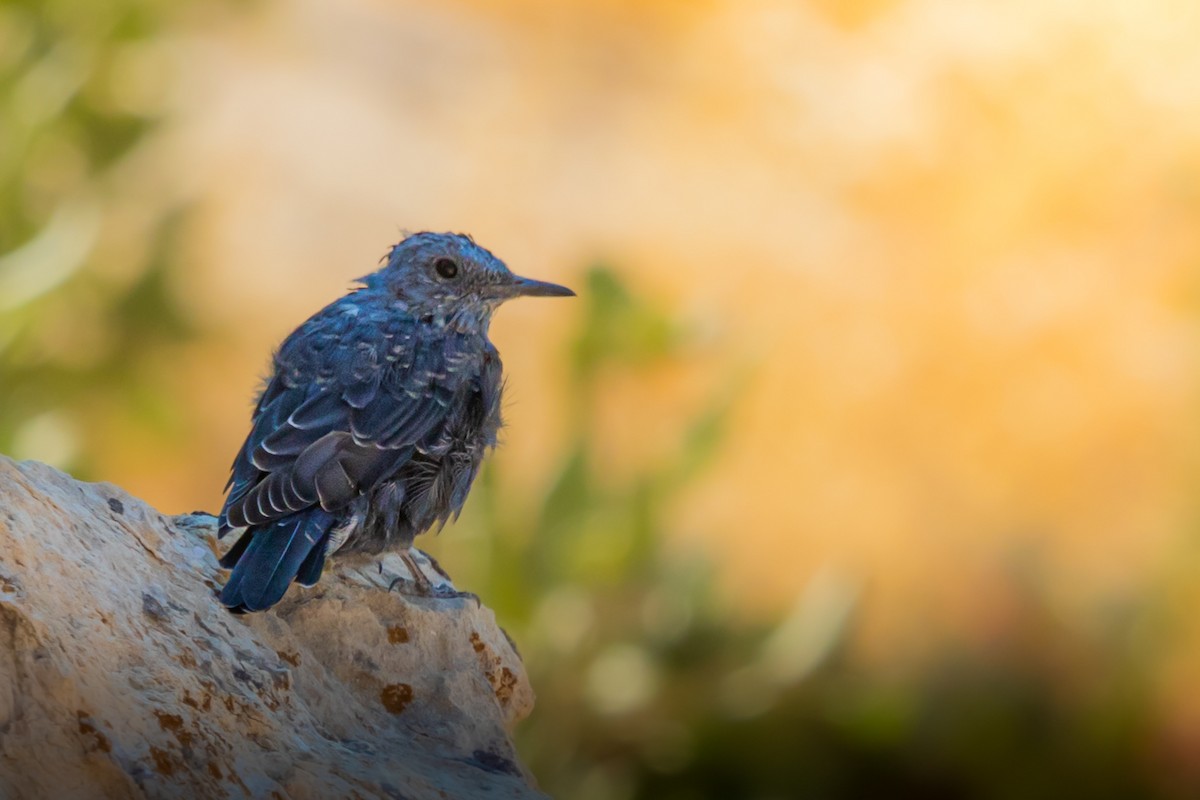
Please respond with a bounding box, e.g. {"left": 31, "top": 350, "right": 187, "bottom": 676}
{"left": 216, "top": 232, "right": 566, "bottom": 612}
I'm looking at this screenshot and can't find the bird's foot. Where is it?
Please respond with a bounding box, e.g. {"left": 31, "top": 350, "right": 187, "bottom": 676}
{"left": 386, "top": 576, "right": 481, "bottom": 606}
{"left": 384, "top": 550, "right": 479, "bottom": 606}
{"left": 388, "top": 580, "right": 481, "bottom": 606}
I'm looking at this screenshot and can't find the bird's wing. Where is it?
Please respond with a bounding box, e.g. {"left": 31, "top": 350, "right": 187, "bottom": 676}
{"left": 219, "top": 311, "right": 471, "bottom": 535}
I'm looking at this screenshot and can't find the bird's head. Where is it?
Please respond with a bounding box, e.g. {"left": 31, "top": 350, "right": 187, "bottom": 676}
{"left": 362, "top": 232, "right": 573, "bottom": 327}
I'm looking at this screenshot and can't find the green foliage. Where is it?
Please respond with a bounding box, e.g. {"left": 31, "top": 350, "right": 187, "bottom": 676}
{"left": 429, "top": 263, "right": 744, "bottom": 797}
{"left": 0, "top": 0, "right": 203, "bottom": 472}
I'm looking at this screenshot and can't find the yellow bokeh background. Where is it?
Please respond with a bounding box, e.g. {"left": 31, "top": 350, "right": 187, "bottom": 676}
{"left": 109, "top": 1, "right": 1200, "bottom": 623}
{"left": 7, "top": 0, "right": 1200, "bottom": 791}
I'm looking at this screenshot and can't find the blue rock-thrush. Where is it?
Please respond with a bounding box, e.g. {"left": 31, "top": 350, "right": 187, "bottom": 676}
{"left": 217, "top": 232, "right": 574, "bottom": 612}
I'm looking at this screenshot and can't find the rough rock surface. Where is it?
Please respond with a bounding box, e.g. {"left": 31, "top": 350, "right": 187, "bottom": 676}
{"left": 0, "top": 456, "right": 543, "bottom": 799}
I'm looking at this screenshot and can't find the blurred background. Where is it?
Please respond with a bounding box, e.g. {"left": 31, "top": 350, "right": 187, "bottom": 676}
{"left": 4, "top": 0, "right": 1200, "bottom": 796}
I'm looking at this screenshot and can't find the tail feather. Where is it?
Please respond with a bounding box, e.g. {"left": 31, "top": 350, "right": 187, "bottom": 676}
{"left": 219, "top": 508, "right": 336, "bottom": 612}
{"left": 295, "top": 533, "right": 330, "bottom": 587}
{"left": 218, "top": 528, "right": 252, "bottom": 569}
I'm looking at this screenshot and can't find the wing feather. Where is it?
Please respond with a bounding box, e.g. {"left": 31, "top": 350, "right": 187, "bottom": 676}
{"left": 219, "top": 315, "right": 474, "bottom": 537}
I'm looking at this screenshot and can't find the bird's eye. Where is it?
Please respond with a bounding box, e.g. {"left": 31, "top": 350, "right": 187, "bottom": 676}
{"left": 433, "top": 258, "right": 459, "bottom": 280}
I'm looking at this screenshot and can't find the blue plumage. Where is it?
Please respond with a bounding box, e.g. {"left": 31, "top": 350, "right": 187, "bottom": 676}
{"left": 217, "top": 232, "right": 573, "bottom": 612}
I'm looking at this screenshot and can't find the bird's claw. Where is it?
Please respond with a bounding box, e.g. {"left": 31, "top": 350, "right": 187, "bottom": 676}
{"left": 387, "top": 551, "right": 480, "bottom": 606}
{"left": 386, "top": 575, "right": 480, "bottom": 605}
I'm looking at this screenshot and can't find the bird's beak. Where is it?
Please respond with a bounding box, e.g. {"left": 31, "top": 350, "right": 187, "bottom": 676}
{"left": 504, "top": 275, "right": 576, "bottom": 299}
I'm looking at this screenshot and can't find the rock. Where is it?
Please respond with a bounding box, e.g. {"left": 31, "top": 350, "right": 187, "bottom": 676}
{"left": 0, "top": 457, "right": 543, "bottom": 799}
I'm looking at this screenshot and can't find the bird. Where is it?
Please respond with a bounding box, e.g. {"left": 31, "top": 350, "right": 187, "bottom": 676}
{"left": 216, "top": 232, "right": 574, "bottom": 612}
